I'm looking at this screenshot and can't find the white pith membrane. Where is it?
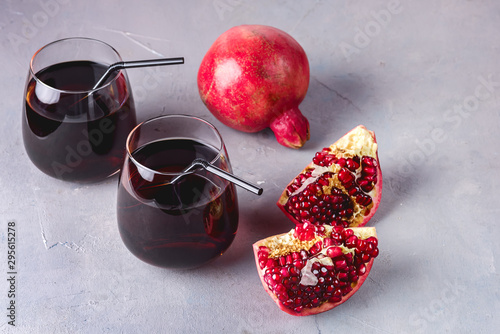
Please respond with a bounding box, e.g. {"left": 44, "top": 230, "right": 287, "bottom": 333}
{"left": 259, "top": 225, "right": 377, "bottom": 286}
{"left": 281, "top": 125, "right": 378, "bottom": 227}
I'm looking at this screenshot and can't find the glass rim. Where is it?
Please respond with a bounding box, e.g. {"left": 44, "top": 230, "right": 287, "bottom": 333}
{"left": 126, "top": 114, "right": 226, "bottom": 177}
{"left": 29, "top": 37, "right": 124, "bottom": 95}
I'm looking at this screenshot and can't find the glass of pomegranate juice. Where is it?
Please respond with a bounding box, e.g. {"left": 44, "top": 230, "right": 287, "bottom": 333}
{"left": 117, "top": 115, "right": 239, "bottom": 269}
{"left": 22, "top": 37, "right": 137, "bottom": 182}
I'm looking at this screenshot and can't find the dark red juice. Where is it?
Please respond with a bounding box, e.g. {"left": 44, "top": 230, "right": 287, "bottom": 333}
{"left": 23, "top": 61, "right": 136, "bottom": 182}
{"left": 117, "top": 139, "right": 239, "bottom": 269}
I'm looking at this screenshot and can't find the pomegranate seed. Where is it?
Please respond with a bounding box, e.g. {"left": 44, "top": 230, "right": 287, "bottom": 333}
{"left": 356, "top": 193, "right": 372, "bottom": 206}
{"left": 275, "top": 283, "right": 287, "bottom": 294}
{"left": 313, "top": 149, "right": 337, "bottom": 167}
{"left": 357, "top": 179, "right": 374, "bottom": 192}
{"left": 289, "top": 266, "right": 300, "bottom": 276}
{"left": 309, "top": 242, "right": 322, "bottom": 255}
{"left": 346, "top": 158, "right": 360, "bottom": 171}
{"left": 309, "top": 196, "right": 319, "bottom": 205}
{"left": 335, "top": 259, "right": 348, "bottom": 271}
{"left": 323, "top": 238, "right": 334, "bottom": 247}
{"left": 330, "top": 232, "right": 342, "bottom": 244}
{"left": 361, "top": 156, "right": 373, "bottom": 165}
{"left": 325, "top": 284, "right": 335, "bottom": 293}
{"left": 338, "top": 168, "right": 354, "bottom": 186}
{"left": 363, "top": 166, "right": 377, "bottom": 176}
{"left": 360, "top": 253, "right": 371, "bottom": 263}
{"left": 339, "top": 208, "right": 354, "bottom": 217}
{"left": 293, "top": 260, "right": 305, "bottom": 270}
{"left": 327, "top": 246, "right": 343, "bottom": 259}
{"left": 295, "top": 289, "right": 305, "bottom": 298}
{"left": 348, "top": 187, "right": 359, "bottom": 196}
{"left": 342, "top": 229, "right": 354, "bottom": 240}
{"left": 341, "top": 285, "right": 353, "bottom": 295}
{"left": 363, "top": 174, "right": 377, "bottom": 183}
{"left": 356, "top": 240, "right": 367, "bottom": 252}
{"left": 366, "top": 236, "right": 378, "bottom": 247}
{"left": 300, "top": 250, "right": 308, "bottom": 259}
{"left": 311, "top": 297, "right": 321, "bottom": 307}
{"left": 333, "top": 226, "right": 344, "bottom": 234}
{"left": 344, "top": 253, "right": 353, "bottom": 263}
{"left": 277, "top": 293, "right": 288, "bottom": 302}
{"left": 266, "top": 259, "right": 277, "bottom": 268}
{"left": 318, "top": 177, "right": 329, "bottom": 186}
{"left": 329, "top": 295, "right": 342, "bottom": 303}
{"left": 264, "top": 272, "right": 272, "bottom": 282}
{"left": 338, "top": 272, "right": 349, "bottom": 282}
{"left": 346, "top": 235, "right": 358, "bottom": 248}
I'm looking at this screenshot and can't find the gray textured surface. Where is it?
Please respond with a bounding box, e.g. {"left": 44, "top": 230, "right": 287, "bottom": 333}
{"left": 1, "top": 0, "right": 499, "bottom": 333}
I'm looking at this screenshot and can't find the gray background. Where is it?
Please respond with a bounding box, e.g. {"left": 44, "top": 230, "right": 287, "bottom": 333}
{"left": 1, "top": 0, "right": 499, "bottom": 333}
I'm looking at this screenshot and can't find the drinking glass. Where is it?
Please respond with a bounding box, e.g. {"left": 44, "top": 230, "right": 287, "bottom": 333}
{"left": 22, "top": 37, "right": 137, "bottom": 182}
{"left": 117, "top": 115, "right": 239, "bottom": 269}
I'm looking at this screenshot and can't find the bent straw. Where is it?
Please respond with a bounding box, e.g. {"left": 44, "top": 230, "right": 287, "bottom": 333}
{"left": 92, "top": 57, "right": 185, "bottom": 90}
{"left": 171, "top": 158, "right": 263, "bottom": 196}
{"left": 69, "top": 57, "right": 184, "bottom": 111}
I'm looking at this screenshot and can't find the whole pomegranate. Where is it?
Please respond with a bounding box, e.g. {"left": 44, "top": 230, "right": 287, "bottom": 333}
{"left": 197, "top": 25, "right": 310, "bottom": 148}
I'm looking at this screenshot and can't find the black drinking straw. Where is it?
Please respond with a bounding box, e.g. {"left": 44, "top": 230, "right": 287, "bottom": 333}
{"left": 92, "top": 57, "right": 185, "bottom": 90}
{"left": 171, "top": 158, "right": 263, "bottom": 196}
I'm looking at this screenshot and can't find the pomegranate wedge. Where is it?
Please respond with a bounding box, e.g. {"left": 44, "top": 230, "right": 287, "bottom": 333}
{"left": 253, "top": 223, "right": 378, "bottom": 316}
{"left": 277, "top": 125, "right": 382, "bottom": 228}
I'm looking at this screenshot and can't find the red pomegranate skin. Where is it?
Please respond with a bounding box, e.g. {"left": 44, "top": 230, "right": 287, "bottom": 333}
{"left": 198, "top": 25, "right": 310, "bottom": 148}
